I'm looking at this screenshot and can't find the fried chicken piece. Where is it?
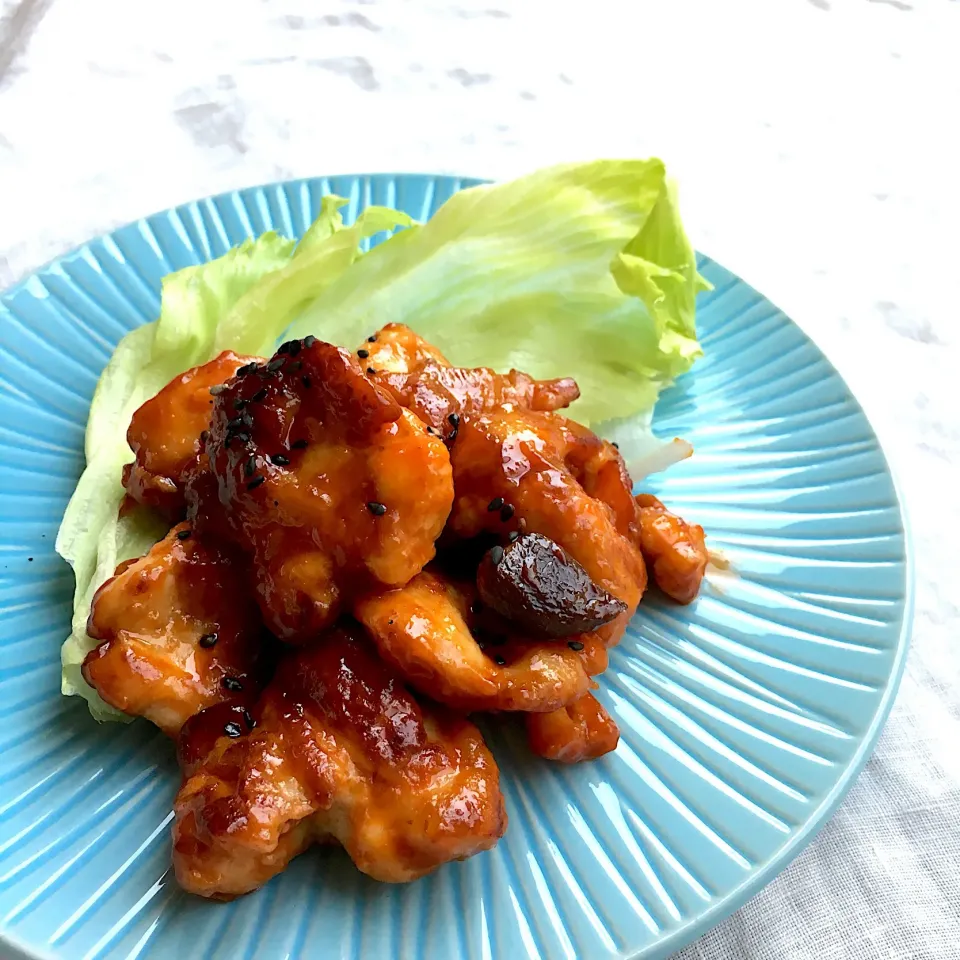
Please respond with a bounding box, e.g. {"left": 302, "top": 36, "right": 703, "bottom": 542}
{"left": 525, "top": 693, "right": 620, "bottom": 763}
{"left": 82, "top": 522, "right": 265, "bottom": 736}
{"left": 205, "top": 339, "right": 454, "bottom": 642}
{"left": 122, "top": 351, "right": 258, "bottom": 520}
{"left": 173, "top": 627, "right": 506, "bottom": 898}
{"left": 634, "top": 494, "right": 708, "bottom": 604}
{"left": 445, "top": 410, "right": 647, "bottom": 646}
{"left": 355, "top": 567, "right": 604, "bottom": 713}
{"left": 362, "top": 323, "right": 581, "bottom": 428}
{"left": 359, "top": 325, "right": 645, "bottom": 644}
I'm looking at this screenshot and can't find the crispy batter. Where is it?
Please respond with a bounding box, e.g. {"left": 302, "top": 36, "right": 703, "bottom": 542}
{"left": 205, "top": 339, "right": 454, "bottom": 641}
{"left": 635, "top": 494, "right": 708, "bottom": 604}
{"left": 173, "top": 627, "right": 506, "bottom": 898}
{"left": 355, "top": 566, "right": 610, "bottom": 713}
{"left": 123, "top": 352, "right": 257, "bottom": 520}
{"left": 83, "top": 522, "right": 265, "bottom": 736}
{"left": 525, "top": 693, "right": 620, "bottom": 763}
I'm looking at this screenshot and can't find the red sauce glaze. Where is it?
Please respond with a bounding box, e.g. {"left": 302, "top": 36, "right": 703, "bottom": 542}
{"left": 525, "top": 692, "right": 620, "bottom": 763}
{"left": 122, "top": 351, "right": 257, "bottom": 520}
{"left": 173, "top": 627, "right": 506, "bottom": 897}
{"left": 203, "top": 339, "right": 453, "bottom": 643}
{"left": 83, "top": 522, "right": 267, "bottom": 737}
{"left": 635, "top": 494, "right": 708, "bottom": 604}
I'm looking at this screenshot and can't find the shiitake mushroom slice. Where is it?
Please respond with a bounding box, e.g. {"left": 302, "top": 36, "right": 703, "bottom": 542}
{"left": 476, "top": 533, "right": 626, "bottom": 638}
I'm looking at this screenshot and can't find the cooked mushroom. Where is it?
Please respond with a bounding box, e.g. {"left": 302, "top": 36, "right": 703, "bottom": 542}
{"left": 476, "top": 533, "right": 627, "bottom": 638}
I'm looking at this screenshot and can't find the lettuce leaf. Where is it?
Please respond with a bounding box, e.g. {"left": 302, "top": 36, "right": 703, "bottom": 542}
{"left": 286, "top": 159, "right": 708, "bottom": 424}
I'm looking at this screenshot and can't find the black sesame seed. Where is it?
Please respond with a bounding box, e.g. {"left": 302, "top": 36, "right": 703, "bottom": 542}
{"left": 288, "top": 360, "right": 302, "bottom": 374}
{"left": 209, "top": 384, "right": 226, "bottom": 396}
{"left": 490, "top": 545, "right": 504, "bottom": 566}
{"left": 388, "top": 618, "right": 394, "bottom": 625}
{"left": 493, "top": 655, "right": 506, "bottom": 666}
{"left": 233, "top": 398, "right": 247, "bottom": 411}
{"left": 302, "top": 376, "right": 312, "bottom": 389}
{"left": 508, "top": 530, "right": 520, "bottom": 543}
{"left": 426, "top": 425, "right": 437, "bottom": 435}
{"left": 357, "top": 349, "right": 369, "bottom": 359}
{"left": 176, "top": 529, "right": 192, "bottom": 541}
{"left": 487, "top": 497, "right": 504, "bottom": 512}
{"left": 266, "top": 356, "right": 286, "bottom": 373}
{"left": 291, "top": 438, "right": 308, "bottom": 450}
{"left": 367, "top": 501, "right": 387, "bottom": 516}
{"left": 611, "top": 442, "right": 619, "bottom": 449}
{"left": 448, "top": 413, "right": 460, "bottom": 428}
{"left": 232, "top": 431, "right": 251, "bottom": 445}
{"left": 237, "top": 362, "right": 258, "bottom": 377}
{"left": 222, "top": 676, "right": 244, "bottom": 692}
{"left": 367, "top": 335, "right": 377, "bottom": 343}
{"left": 244, "top": 456, "right": 257, "bottom": 478}
{"left": 303, "top": 335, "right": 316, "bottom": 348}
{"left": 278, "top": 339, "right": 302, "bottom": 356}
{"left": 227, "top": 416, "right": 244, "bottom": 431}
{"left": 242, "top": 708, "right": 256, "bottom": 729}
{"left": 567, "top": 640, "right": 585, "bottom": 652}
{"left": 27, "top": 557, "right": 34, "bottom": 562}
{"left": 251, "top": 387, "right": 268, "bottom": 403}
{"left": 199, "top": 632, "right": 218, "bottom": 648}
{"left": 500, "top": 503, "right": 515, "bottom": 522}
{"left": 241, "top": 411, "right": 254, "bottom": 428}
{"left": 247, "top": 475, "right": 265, "bottom": 490}
{"left": 367, "top": 367, "right": 376, "bottom": 375}
{"left": 224, "top": 721, "right": 243, "bottom": 738}
{"left": 199, "top": 430, "right": 209, "bottom": 444}
{"left": 270, "top": 454, "right": 290, "bottom": 466}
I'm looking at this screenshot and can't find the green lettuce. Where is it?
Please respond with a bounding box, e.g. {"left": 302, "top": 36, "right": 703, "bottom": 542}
{"left": 58, "top": 205, "right": 412, "bottom": 719}
{"left": 286, "top": 159, "right": 708, "bottom": 424}
{"left": 58, "top": 160, "right": 707, "bottom": 720}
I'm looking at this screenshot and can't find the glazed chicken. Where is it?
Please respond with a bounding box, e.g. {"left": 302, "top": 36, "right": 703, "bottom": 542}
{"left": 204, "top": 338, "right": 454, "bottom": 642}
{"left": 358, "top": 324, "right": 648, "bottom": 644}
{"left": 525, "top": 692, "right": 621, "bottom": 763}
{"left": 173, "top": 627, "right": 506, "bottom": 898}
{"left": 85, "top": 323, "right": 709, "bottom": 901}
{"left": 355, "top": 565, "right": 606, "bottom": 713}
{"left": 83, "top": 522, "right": 265, "bottom": 736}
{"left": 123, "top": 351, "right": 256, "bottom": 520}
{"left": 635, "top": 494, "right": 709, "bottom": 604}
{"left": 362, "top": 322, "right": 582, "bottom": 426}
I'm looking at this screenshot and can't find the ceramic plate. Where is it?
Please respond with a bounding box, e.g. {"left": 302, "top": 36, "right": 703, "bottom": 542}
{"left": 0, "top": 173, "right": 912, "bottom": 960}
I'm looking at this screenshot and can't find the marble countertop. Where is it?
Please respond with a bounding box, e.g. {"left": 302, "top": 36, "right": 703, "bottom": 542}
{"left": 1, "top": 1, "right": 958, "bottom": 957}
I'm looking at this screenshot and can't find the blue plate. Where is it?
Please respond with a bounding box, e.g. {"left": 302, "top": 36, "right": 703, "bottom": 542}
{"left": 0, "top": 174, "right": 911, "bottom": 960}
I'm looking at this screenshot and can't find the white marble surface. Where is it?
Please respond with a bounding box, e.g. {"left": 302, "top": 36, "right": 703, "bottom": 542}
{"left": 1, "top": 1, "right": 958, "bottom": 957}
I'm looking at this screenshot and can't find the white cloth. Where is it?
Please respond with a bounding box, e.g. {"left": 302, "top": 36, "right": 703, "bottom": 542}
{"left": 1, "top": 1, "right": 957, "bottom": 957}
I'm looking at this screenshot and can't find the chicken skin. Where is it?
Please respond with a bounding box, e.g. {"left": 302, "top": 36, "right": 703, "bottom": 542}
{"left": 123, "top": 351, "right": 257, "bottom": 520}
{"left": 355, "top": 567, "right": 606, "bottom": 713}
{"left": 83, "top": 522, "right": 265, "bottom": 736}
{"left": 173, "top": 627, "right": 506, "bottom": 898}
{"left": 635, "top": 494, "right": 708, "bottom": 604}
{"left": 204, "top": 338, "right": 454, "bottom": 642}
